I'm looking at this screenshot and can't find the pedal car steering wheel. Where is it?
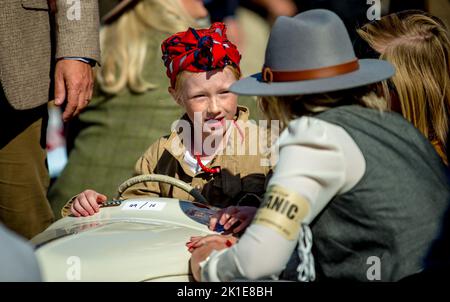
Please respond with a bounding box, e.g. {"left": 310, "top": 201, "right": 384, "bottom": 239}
{"left": 116, "top": 174, "right": 208, "bottom": 205}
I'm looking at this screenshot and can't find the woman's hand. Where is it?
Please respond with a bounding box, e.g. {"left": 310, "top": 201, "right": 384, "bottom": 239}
{"left": 209, "top": 206, "right": 258, "bottom": 233}
{"left": 70, "top": 189, "right": 107, "bottom": 217}
{"left": 190, "top": 239, "right": 231, "bottom": 282}
{"left": 186, "top": 234, "right": 237, "bottom": 253}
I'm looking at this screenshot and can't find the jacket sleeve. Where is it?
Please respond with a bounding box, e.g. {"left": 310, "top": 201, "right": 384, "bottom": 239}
{"left": 55, "top": 0, "right": 100, "bottom": 61}
{"left": 236, "top": 125, "right": 274, "bottom": 207}
{"left": 120, "top": 141, "right": 162, "bottom": 199}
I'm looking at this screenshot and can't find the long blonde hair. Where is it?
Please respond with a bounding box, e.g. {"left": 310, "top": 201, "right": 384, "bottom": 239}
{"left": 259, "top": 88, "right": 386, "bottom": 130}
{"left": 358, "top": 11, "right": 450, "bottom": 161}
{"left": 97, "top": 0, "right": 199, "bottom": 94}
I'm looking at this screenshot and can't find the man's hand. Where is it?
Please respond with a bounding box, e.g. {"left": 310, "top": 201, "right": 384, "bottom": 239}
{"left": 54, "top": 59, "right": 94, "bottom": 122}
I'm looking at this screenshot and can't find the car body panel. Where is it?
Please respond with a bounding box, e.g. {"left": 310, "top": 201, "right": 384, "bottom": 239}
{"left": 32, "top": 198, "right": 218, "bottom": 281}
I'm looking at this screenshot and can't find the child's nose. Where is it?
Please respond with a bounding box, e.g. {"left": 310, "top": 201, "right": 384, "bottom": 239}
{"left": 207, "top": 98, "right": 220, "bottom": 116}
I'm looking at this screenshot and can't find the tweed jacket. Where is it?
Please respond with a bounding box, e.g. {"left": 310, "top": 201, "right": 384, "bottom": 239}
{"left": 0, "top": 0, "right": 100, "bottom": 109}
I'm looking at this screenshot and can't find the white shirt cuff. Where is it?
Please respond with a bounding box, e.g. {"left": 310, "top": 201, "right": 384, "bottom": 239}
{"left": 200, "top": 248, "right": 229, "bottom": 282}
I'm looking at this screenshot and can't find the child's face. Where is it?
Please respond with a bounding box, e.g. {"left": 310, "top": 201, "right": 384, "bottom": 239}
{"left": 170, "top": 68, "right": 238, "bottom": 139}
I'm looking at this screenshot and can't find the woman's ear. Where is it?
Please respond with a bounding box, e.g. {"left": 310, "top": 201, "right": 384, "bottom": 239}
{"left": 168, "top": 87, "right": 183, "bottom": 106}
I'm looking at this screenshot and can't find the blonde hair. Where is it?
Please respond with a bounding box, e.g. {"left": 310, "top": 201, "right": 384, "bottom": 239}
{"left": 259, "top": 88, "right": 386, "bottom": 129}
{"left": 97, "top": 0, "right": 199, "bottom": 94}
{"left": 358, "top": 12, "right": 450, "bottom": 162}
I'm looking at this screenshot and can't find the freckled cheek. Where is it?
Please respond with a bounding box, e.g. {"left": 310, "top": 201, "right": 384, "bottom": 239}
{"left": 186, "top": 103, "right": 208, "bottom": 119}
{"left": 222, "top": 95, "right": 238, "bottom": 117}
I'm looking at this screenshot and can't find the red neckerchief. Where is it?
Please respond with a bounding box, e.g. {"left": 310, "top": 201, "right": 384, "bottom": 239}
{"left": 194, "top": 120, "right": 244, "bottom": 175}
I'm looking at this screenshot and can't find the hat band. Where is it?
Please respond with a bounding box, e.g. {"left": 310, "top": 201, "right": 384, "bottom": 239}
{"left": 262, "top": 59, "right": 359, "bottom": 83}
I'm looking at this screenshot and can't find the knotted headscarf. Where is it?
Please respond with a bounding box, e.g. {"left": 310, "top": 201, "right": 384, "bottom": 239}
{"left": 161, "top": 22, "right": 241, "bottom": 87}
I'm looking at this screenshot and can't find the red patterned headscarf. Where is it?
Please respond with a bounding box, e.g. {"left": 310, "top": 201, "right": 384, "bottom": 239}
{"left": 161, "top": 22, "right": 241, "bottom": 88}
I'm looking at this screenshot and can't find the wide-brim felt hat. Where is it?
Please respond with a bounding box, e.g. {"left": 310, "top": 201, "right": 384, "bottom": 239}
{"left": 100, "top": 0, "right": 139, "bottom": 24}
{"left": 230, "top": 9, "right": 395, "bottom": 96}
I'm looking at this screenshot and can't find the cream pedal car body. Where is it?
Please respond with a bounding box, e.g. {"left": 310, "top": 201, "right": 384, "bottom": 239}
{"left": 31, "top": 175, "right": 219, "bottom": 282}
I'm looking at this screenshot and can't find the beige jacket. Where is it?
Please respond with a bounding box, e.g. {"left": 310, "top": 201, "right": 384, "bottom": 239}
{"left": 61, "top": 106, "right": 273, "bottom": 216}
{"left": 121, "top": 107, "right": 272, "bottom": 208}
{"left": 0, "top": 0, "right": 101, "bottom": 109}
